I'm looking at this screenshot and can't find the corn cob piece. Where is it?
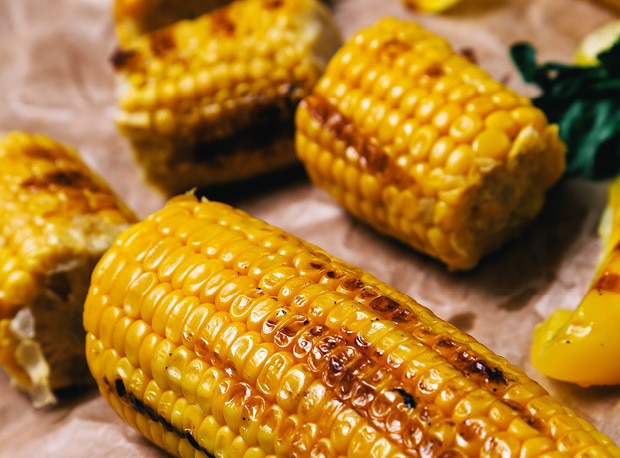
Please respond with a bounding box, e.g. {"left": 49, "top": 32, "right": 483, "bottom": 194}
{"left": 295, "top": 18, "right": 566, "bottom": 271}
{"left": 112, "top": 0, "right": 342, "bottom": 196}
{"left": 531, "top": 176, "right": 620, "bottom": 387}
{"left": 401, "top": 0, "right": 461, "bottom": 13}
{"left": 84, "top": 194, "right": 619, "bottom": 457}
{"left": 113, "top": 0, "right": 233, "bottom": 45}
{"left": 0, "top": 131, "right": 138, "bottom": 407}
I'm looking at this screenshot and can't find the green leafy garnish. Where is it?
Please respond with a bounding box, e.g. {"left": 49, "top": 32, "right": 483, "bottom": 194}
{"left": 510, "top": 39, "right": 620, "bottom": 180}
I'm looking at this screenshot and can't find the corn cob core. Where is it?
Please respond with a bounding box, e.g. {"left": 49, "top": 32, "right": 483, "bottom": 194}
{"left": 0, "top": 131, "right": 138, "bottom": 407}
{"left": 83, "top": 194, "right": 618, "bottom": 457}
{"left": 112, "top": 0, "right": 342, "bottom": 195}
{"left": 295, "top": 18, "right": 566, "bottom": 270}
{"left": 113, "top": 0, "right": 233, "bottom": 45}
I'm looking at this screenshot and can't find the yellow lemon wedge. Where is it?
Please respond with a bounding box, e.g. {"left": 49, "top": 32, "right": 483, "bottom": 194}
{"left": 531, "top": 177, "right": 620, "bottom": 386}
{"left": 574, "top": 20, "right": 620, "bottom": 65}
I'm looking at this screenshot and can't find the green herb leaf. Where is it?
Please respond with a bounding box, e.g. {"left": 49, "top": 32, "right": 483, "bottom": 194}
{"left": 510, "top": 40, "right": 620, "bottom": 180}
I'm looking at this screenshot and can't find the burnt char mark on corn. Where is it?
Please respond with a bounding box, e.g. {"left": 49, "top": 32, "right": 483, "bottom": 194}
{"left": 301, "top": 94, "right": 415, "bottom": 189}
{"left": 110, "top": 48, "right": 139, "bottom": 71}
{"left": 210, "top": 8, "right": 236, "bottom": 36}
{"left": 149, "top": 27, "right": 176, "bottom": 57}
{"left": 111, "top": 378, "right": 216, "bottom": 458}
{"left": 594, "top": 270, "right": 620, "bottom": 294}
{"left": 191, "top": 84, "right": 304, "bottom": 163}
{"left": 21, "top": 169, "right": 104, "bottom": 194}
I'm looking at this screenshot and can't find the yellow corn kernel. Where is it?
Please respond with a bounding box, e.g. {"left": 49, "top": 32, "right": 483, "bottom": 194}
{"left": 0, "top": 131, "right": 137, "bottom": 408}
{"left": 112, "top": 0, "right": 342, "bottom": 195}
{"left": 295, "top": 17, "right": 566, "bottom": 270}
{"left": 84, "top": 195, "right": 619, "bottom": 457}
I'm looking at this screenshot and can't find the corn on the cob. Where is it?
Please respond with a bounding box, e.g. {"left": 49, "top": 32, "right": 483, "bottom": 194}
{"left": 401, "top": 0, "right": 461, "bottom": 13}
{"left": 113, "top": 0, "right": 233, "bottom": 45}
{"left": 112, "top": 0, "right": 342, "bottom": 196}
{"left": 531, "top": 176, "right": 620, "bottom": 387}
{"left": 295, "top": 17, "right": 566, "bottom": 271}
{"left": 84, "top": 193, "right": 619, "bottom": 457}
{"left": 0, "top": 131, "right": 138, "bottom": 407}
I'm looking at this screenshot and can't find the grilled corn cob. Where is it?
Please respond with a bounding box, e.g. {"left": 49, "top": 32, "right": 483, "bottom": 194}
{"left": 295, "top": 18, "right": 566, "bottom": 271}
{"left": 531, "top": 176, "right": 620, "bottom": 387}
{"left": 84, "top": 194, "right": 619, "bottom": 457}
{"left": 401, "top": 0, "right": 461, "bottom": 13}
{"left": 113, "top": 0, "right": 233, "bottom": 45}
{"left": 112, "top": 0, "right": 342, "bottom": 196}
{"left": 0, "top": 131, "right": 138, "bottom": 407}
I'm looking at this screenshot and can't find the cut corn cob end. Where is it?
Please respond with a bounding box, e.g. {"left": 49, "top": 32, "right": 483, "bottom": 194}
{"left": 531, "top": 176, "right": 620, "bottom": 387}
{"left": 84, "top": 193, "right": 619, "bottom": 457}
{"left": 401, "top": 0, "right": 462, "bottom": 13}
{"left": 0, "top": 131, "right": 138, "bottom": 406}
{"left": 295, "top": 17, "right": 566, "bottom": 270}
{"left": 112, "top": 0, "right": 342, "bottom": 195}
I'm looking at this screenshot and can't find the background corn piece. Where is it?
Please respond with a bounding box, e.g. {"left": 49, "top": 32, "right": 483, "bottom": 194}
{"left": 295, "top": 17, "right": 566, "bottom": 271}
{"left": 113, "top": 0, "right": 233, "bottom": 45}
{"left": 0, "top": 131, "right": 138, "bottom": 407}
{"left": 83, "top": 194, "right": 619, "bottom": 457}
{"left": 112, "top": 0, "right": 342, "bottom": 196}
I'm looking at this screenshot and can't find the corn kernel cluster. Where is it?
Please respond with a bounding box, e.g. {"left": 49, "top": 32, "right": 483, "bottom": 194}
{"left": 295, "top": 18, "right": 566, "bottom": 270}
{"left": 84, "top": 195, "right": 619, "bottom": 457}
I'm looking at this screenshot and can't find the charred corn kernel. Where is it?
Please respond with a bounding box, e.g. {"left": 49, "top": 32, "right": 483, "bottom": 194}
{"left": 295, "top": 18, "right": 566, "bottom": 270}
{"left": 84, "top": 194, "right": 619, "bottom": 457}
{"left": 0, "top": 131, "right": 137, "bottom": 407}
{"left": 112, "top": 0, "right": 342, "bottom": 196}
{"left": 531, "top": 176, "right": 620, "bottom": 386}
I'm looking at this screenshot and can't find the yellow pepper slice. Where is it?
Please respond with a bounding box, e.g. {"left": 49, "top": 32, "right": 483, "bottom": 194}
{"left": 531, "top": 177, "right": 620, "bottom": 386}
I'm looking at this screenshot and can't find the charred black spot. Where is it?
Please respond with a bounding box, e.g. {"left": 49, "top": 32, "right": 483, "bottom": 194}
{"left": 394, "top": 388, "right": 417, "bottom": 409}
{"left": 110, "top": 48, "right": 137, "bottom": 70}
{"left": 114, "top": 379, "right": 126, "bottom": 398}
{"left": 468, "top": 360, "right": 507, "bottom": 385}
{"left": 129, "top": 393, "right": 145, "bottom": 414}
{"left": 309, "top": 261, "right": 324, "bottom": 269}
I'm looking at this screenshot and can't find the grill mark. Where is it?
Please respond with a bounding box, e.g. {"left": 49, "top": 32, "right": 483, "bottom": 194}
{"left": 21, "top": 169, "right": 104, "bottom": 193}
{"left": 111, "top": 378, "right": 216, "bottom": 458}
{"left": 302, "top": 95, "right": 414, "bottom": 189}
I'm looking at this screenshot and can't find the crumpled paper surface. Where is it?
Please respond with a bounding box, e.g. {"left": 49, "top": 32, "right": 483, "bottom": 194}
{"left": 1, "top": 0, "right": 619, "bottom": 455}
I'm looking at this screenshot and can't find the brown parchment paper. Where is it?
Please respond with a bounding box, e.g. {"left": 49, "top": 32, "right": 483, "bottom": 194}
{"left": 1, "top": 0, "right": 619, "bottom": 456}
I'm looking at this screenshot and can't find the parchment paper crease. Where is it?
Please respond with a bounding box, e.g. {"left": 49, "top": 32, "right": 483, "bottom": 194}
{"left": 1, "top": 0, "right": 619, "bottom": 456}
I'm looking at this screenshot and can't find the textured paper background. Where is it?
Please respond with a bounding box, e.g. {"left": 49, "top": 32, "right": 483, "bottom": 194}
{"left": 1, "top": 0, "right": 619, "bottom": 456}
